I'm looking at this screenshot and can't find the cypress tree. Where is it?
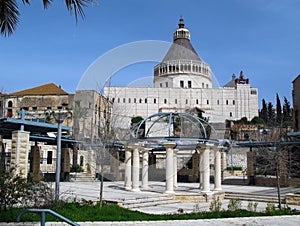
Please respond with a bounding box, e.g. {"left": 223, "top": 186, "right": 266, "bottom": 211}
{"left": 276, "top": 93, "right": 282, "bottom": 125}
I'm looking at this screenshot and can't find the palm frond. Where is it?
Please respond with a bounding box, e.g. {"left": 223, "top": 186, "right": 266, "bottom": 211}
{"left": 0, "top": 0, "right": 20, "bottom": 37}
{"left": 42, "top": 0, "right": 52, "bottom": 9}
{"left": 65, "top": 0, "right": 94, "bottom": 23}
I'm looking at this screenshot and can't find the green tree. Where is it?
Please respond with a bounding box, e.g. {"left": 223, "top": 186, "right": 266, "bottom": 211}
{"left": 0, "top": 0, "right": 97, "bottom": 37}
{"left": 260, "top": 99, "right": 268, "bottom": 123}
{"left": 267, "top": 102, "right": 275, "bottom": 124}
{"left": 283, "top": 96, "right": 292, "bottom": 122}
{"left": 251, "top": 116, "right": 265, "bottom": 125}
{"left": 276, "top": 93, "right": 282, "bottom": 125}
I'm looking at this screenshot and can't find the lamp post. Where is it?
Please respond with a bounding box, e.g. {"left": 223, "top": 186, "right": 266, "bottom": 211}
{"left": 52, "top": 111, "right": 70, "bottom": 202}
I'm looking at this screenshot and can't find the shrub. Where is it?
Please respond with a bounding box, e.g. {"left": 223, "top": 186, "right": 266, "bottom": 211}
{"left": 70, "top": 164, "right": 84, "bottom": 173}
{"left": 247, "top": 201, "right": 258, "bottom": 212}
{"left": 0, "top": 167, "right": 30, "bottom": 211}
{"left": 0, "top": 166, "right": 55, "bottom": 211}
{"left": 227, "top": 199, "right": 242, "bottom": 212}
{"left": 265, "top": 203, "right": 276, "bottom": 215}
{"left": 209, "top": 197, "right": 222, "bottom": 213}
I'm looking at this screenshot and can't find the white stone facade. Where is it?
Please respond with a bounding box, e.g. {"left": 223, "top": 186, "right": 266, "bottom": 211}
{"left": 104, "top": 84, "right": 258, "bottom": 128}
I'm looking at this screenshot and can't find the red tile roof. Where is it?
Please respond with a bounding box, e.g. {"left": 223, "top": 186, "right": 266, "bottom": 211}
{"left": 10, "top": 83, "right": 68, "bottom": 96}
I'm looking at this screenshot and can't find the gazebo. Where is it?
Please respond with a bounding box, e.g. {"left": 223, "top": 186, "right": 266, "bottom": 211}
{"left": 123, "top": 112, "right": 224, "bottom": 195}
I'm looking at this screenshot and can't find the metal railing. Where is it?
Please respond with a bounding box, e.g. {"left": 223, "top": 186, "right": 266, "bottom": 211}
{"left": 17, "top": 208, "right": 80, "bottom": 226}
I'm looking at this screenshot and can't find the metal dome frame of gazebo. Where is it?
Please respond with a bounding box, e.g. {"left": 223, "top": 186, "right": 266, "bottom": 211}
{"left": 131, "top": 112, "right": 221, "bottom": 150}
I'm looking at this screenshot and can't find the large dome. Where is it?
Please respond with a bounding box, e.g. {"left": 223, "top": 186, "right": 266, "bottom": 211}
{"left": 153, "top": 17, "right": 212, "bottom": 89}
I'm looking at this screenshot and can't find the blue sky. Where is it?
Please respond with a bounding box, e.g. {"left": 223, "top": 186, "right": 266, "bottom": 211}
{"left": 0, "top": 0, "right": 299, "bottom": 107}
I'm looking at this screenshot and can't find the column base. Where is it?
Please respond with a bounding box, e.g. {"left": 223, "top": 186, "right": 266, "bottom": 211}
{"left": 131, "top": 188, "right": 141, "bottom": 192}
{"left": 213, "top": 187, "right": 222, "bottom": 191}
{"left": 165, "top": 190, "right": 175, "bottom": 194}
{"left": 125, "top": 186, "right": 132, "bottom": 190}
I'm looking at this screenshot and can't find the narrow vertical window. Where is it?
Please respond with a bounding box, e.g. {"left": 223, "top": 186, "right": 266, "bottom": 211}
{"left": 154, "top": 98, "right": 156, "bottom": 104}
{"left": 180, "top": 80, "right": 184, "bottom": 88}
{"left": 188, "top": 81, "right": 192, "bottom": 88}
{"left": 47, "top": 151, "right": 53, "bottom": 164}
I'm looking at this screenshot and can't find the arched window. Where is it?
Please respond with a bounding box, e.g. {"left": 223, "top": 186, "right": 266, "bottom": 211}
{"left": 8, "top": 101, "right": 13, "bottom": 108}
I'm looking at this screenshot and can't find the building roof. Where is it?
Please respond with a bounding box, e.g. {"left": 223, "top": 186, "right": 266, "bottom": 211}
{"left": 292, "top": 74, "right": 300, "bottom": 83}
{"left": 224, "top": 74, "right": 237, "bottom": 87}
{"left": 161, "top": 18, "right": 201, "bottom": 63}
{"left": 9, "top": 83, "right": 68, "bottom": 96}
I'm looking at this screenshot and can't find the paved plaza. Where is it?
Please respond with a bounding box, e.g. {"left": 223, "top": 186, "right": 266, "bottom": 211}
{"left": 57, "top": 181, "right": 300, "bottom": 225}
{"left": 2, "top": 181, "right": 300, "bottom": 225}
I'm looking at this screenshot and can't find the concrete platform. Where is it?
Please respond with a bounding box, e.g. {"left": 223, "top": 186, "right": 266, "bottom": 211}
{"left": 58, "top": 181, "right": 300, "bottom": 214}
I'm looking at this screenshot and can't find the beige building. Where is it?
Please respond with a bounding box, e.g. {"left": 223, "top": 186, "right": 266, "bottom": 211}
{"left": 0, "top": 84, "right": 107, "bottom": 179}
{"left": 1, "top": 83, "right": 73, "bottom": 126}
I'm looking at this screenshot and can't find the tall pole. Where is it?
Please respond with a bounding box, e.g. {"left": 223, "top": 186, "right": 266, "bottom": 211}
{"left": 55, "top": 117, "right": 63, "bottom": 201}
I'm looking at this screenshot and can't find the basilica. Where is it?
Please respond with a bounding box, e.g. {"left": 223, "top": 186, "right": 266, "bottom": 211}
{"left": 104, "top": 18, "right": 259, "bottom": 131}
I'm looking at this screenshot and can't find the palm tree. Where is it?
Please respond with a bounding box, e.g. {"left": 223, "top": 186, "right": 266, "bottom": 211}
{"left": 0, "top": 0, "right": 96, "bottom": 37}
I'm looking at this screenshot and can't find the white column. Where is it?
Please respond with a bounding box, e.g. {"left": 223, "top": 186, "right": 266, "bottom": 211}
{"left": 132, "top": 144, "right": 140, "bottom": 192}
{"left": 202, "top": 143, "right": 212, "bottom": 192}
{"left": 197, "top": 144, "right": 206, "bottom": 190}
{"left": 214, "top": 146, "right": 222, "bottom": 191}
{"left": 141, "top": 148, "right": 149, "bottom": 189}
{"left": 124, "top": 146, "right": 132, "bottom": 190}
{"left": 173, "top": 149, "right": 178, "bottom": 188}
{"left": 164, "top": 142, "right": 176, "bottom": 194}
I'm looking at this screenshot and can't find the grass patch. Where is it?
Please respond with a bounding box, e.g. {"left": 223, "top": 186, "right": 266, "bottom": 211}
{"left": 0, "top": 202, "right": 299, "bottom": 223}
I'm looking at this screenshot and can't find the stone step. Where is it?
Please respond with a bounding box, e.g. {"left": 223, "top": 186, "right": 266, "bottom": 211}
{"left": 225, "top": 192, "right": 285, "bottom": 204}
{"left": 70, "top": 172, "right": 95, "bottom": 182}
{"left": 122, "top": 196, "right": 181, "bottom": 209}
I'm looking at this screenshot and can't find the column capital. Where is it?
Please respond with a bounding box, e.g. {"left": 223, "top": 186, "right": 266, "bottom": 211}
{"left": 124, "top": 145, "right": 133, "bottom": 151}
{"left": 212, "top": 145, "right": 223, "bottom": 151}
{"left": 141, "top": 147, "right": 151, "bottom": 152}
{"left": 131, "top": 143, "right": 141, "bottom": 149}
{"left": 163, "top": 142, "right": 176, "bottom": 149}
{"left": 196, "top": 143, "right": 206, "bottom": 151}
